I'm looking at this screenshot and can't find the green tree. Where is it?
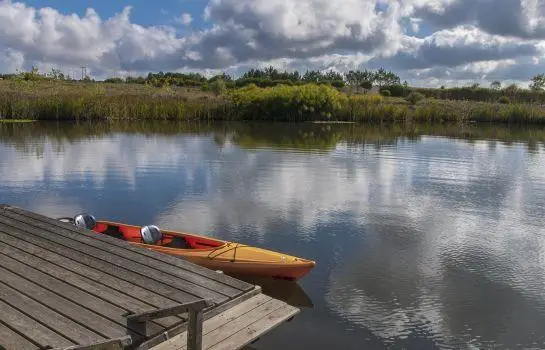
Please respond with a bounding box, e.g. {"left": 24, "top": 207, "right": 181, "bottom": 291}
{"left": 345, "top": 70, "right": 375, "bottom": 90}
{"left": 530, "top": 74, "right": 545, "bottom": 91}
{"left": 374, "top": 68, "right": 400, "bottom": 88}
{"left": 210, "top": 79, "right": 227, "bottom": 97}
{"left": 490, "top": 81, "right": 502, "bottom": 90}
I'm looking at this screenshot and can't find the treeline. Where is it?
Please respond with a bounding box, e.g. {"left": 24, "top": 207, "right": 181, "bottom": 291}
{"left": 108, "top": 67, "right": 404, "bottom": 91}
{"left": 4, "top": 66, "right": 545, "bottom": 105}
{"left": 0, "top": 65, "right": 403, "bottom": 91}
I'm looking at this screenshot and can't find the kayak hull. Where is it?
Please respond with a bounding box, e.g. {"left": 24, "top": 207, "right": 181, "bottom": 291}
{"left": 93, "top": 221, "right": 316, "bottom": 281}
{"left": 132, "top": 243, "right": 315, "bottom": 280}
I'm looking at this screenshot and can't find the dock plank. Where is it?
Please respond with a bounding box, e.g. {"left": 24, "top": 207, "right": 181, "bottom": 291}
{"left": 0, "top": 222, "right": 203, "bottom": 305}
{"left": 0, "top": 236, "right": 182, "bottom": 329}
{"left": 150, "top": 294, "right": 299, "bottom": 350}
{"left": 0, "top": 260, "right": 139, "bottom": 339}
{"left": 0, "top": 282, "right": 106, "bottom": 345}
{"left": 207, "top": 305, "right": 298, "bottom": 350}
{"left": 200, "top": 298, "right": 286, "bottom": 348}
{"left": 1, "top": 206, "right": 251, "bottom": 292}
{"left": 0, "top": 215, "right": 229, "bottom": 304}
{"left": 0, "top": 229, "right": 181, "bottom": 308}
{"left": 0, "top": 300, "right": 74, "bottom": 348}
{"left": 0, "top": 323, "right": 38, "bottom": 350}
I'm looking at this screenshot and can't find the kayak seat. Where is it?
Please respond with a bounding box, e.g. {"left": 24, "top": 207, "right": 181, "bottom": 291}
{"left": 166, "top": 236, "right": 191, "bottom": 249}
{"left": 103, "top": 225, "right": 125, "bottom": 240}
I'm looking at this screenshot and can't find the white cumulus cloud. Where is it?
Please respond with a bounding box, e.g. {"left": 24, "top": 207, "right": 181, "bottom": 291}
{"left": 0, "top": 0, "right": 543, "bottom": 85}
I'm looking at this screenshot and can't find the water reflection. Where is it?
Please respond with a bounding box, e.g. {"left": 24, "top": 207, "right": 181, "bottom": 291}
{"left": 1, "top": 121, "right": 545, "bottom": 349}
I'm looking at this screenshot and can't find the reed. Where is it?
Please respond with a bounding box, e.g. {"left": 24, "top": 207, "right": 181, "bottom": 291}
{"left": 2, "top": 80, "right": 545, "bottom": 124}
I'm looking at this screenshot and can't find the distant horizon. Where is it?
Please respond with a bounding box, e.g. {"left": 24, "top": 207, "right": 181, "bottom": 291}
{"left": 1, "top": 1, "right": 543, "bottom": 89}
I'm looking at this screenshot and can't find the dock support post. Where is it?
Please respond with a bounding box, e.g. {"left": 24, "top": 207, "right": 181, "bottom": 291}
{"left": 187, "top": 308, "right": 203, "bottom": 350}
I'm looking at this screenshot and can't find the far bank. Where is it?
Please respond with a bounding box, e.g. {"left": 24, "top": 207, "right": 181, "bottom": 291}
{"left": 1, "top": 80, "right": 545, "bottom": 124}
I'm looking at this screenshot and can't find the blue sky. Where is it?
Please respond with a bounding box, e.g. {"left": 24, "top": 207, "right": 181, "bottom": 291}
{"left": 21, "top": 0, "right": 209, "bottom": 27}
{"left": 0, "top": 0, "right": 544, "bottom": 87}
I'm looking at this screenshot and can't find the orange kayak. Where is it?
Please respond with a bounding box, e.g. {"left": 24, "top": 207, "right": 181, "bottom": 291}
{"left": 92, "top": 220, "right": 316, "bottom": 281}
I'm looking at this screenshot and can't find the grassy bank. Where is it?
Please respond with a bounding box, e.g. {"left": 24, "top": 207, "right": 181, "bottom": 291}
{"left": 1, "top": 80, "right": 545, "bottom": 124}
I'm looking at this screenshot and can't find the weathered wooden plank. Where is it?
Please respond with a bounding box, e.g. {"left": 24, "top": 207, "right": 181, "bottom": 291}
{"left": 198, "top": 298, "right": 286, "bottom": 349}
{"left": 0, "top": 215, "right": 229, "bottom": 304}
{"left": 151, "top": 294, "right": 274, "bottom": 350}
{"left": 0, "top": 300, "right": 74, "bottom": 348}
{"left": 54, "top": 336, "right": 133, "bottom": 350}
{"left": 0, "top": 235, "right": 182, "bottom": 329}
{"left": 138, "top": 287, "right": 263, "bottom": 350}
{"left": 0, "top": 282, "right": 106, "bottom": 345}
{"left": 0, "top": 322, "right": 38, "bottom": 350}
{"left": 128, "top": 300, "right": 210, "bottom": 323}
{"left": 0, "top": 261, "right": 138, "bottom": 339}
{"left": 0, "top": 231, "right": 182, "bottom": 312}
{"left": 207, "top": 305, "right": 299, "bottom": 350}
{"left": 1, "top": 206, "right": 251, "bottom": 292}
{"left": 0, "top": 223, "right": 202, "bottom": 305}
{"left": 150, "top": 295, "right": 297, "bottom": 350}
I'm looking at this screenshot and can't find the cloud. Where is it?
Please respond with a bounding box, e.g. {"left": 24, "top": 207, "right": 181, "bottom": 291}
{"left": 175, "top": 13, "right": 193, "bottom": 26}
{"left": 0, "top": 0, "right": 544, "bottom": 85}
{"left": 411, "top": 0, "right": 545, "bottom": 39}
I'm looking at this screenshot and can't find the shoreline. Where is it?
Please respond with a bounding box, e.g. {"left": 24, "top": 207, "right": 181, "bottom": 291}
{"left": 1, "top": 80, "right": 545, "bottom": 124}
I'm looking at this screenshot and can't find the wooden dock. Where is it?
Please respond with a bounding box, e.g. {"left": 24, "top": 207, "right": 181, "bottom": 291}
{"left": 0, "top": 205, "right": 299, "bottom": 350}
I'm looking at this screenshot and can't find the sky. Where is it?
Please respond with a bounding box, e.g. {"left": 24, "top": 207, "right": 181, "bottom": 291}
{"left": 0, "top": 0, "right": 544, "bottom": 87}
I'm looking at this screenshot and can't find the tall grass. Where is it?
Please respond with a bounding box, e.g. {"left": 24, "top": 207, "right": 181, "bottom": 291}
{"left": 2, "top": 80, "right": 545, "bottom": 124}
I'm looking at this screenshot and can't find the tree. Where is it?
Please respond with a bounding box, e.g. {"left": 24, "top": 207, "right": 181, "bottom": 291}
{"left": 302, "top": 70, "right": 323, "bottom": 83}
{"left": 210, "top": 79, "right": 226, "bottom": 97}
{"left": 530, "top": 74, "right": 545, "bottom": 91}
{"left": 374, "top": 68, "right": 400, "bottom": 88}
{"left": 345, "top": 70, "right": 375, "bottom": 90}
{"left": 504, "top": 83, "right": 518, "bottom": 94}
{"left": 490, "top": 81, "right": 502, "bottom": 90}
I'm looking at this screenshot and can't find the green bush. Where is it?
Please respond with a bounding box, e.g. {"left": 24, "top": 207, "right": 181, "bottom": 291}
{"left": 406, "top": 92, "right": 425, "bottom": 105}
{"left": 210, "top": 79, "right": 227, "bottom": 97}
{"left": 498, "top": 96, "right": 510, "bottom": 104}
{"left": 227, "top": 83, "right": 347, "bottom": 121}
{"left": 380, "top": 90, "right": 391, "bottom": 97}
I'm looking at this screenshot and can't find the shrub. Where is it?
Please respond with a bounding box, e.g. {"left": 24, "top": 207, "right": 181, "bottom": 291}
{"left": 380, "top": 89, "right": 391, "bottom": 97}
{"left": 210, "top": 79, "right": 227, "bottom": 97}
{"left": 406, "top": 92, "right": 425, "bottom": 105}
{"left": 498, "top": 96, "right": 510, "bottom": 104}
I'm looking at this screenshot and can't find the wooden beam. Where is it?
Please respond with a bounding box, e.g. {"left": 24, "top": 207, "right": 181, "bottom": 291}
{"left": 52, "top": 336, "right": 132, "bottom": 350}
{"left": 127, "top": 300, "right": 211, "bottom": 323}
{"left": 187, "top": 309, "right": 203, "bottom": 350}
{"left": 136, "top": 287, "right": 262, "bottom": 350}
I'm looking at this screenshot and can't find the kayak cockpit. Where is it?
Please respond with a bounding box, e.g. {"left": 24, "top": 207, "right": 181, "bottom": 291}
{"left": 93, "top": 221, "right": 225, "bottom": 250}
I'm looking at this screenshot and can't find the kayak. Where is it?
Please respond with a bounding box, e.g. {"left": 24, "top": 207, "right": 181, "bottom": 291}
{"left": 91, "top": 220, "right": 316, "bottom": 281}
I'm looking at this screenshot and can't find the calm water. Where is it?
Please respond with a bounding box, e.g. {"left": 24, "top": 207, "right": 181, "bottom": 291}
{"left": 2, "top": 122, "right": 545, "bottom": 349}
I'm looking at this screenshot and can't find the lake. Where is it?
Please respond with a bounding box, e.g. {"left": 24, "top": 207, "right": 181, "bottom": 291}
{"left": 2, "top": 121, "right": 545, "bottom": 349}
